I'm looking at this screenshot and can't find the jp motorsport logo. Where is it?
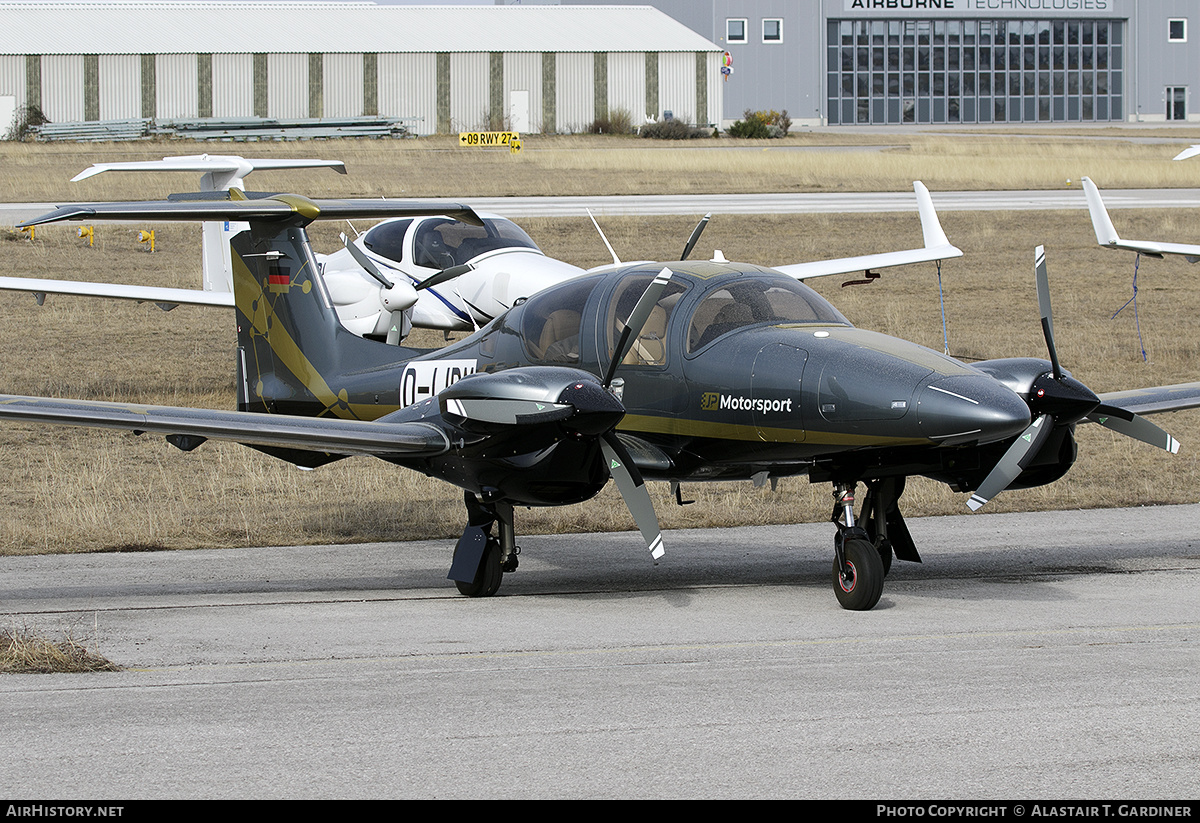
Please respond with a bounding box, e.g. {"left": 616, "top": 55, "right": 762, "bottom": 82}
{"left": 702, "top": 391, "right": 795, "bottom": 414}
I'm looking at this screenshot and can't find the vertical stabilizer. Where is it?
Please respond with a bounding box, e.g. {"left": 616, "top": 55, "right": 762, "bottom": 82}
{"left": 230, "top": 218, "right": 419, "bottom": 420}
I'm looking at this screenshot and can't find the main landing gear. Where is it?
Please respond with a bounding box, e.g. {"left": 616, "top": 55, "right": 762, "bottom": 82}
{"left": 448, "top": 492, "right": 520, "bottom": 597}
{"left": 830, "top": 478, "right": 921, "bottom": 611}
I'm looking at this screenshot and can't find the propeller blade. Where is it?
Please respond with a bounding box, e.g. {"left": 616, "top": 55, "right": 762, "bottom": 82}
{"left": 680, "top": 213, "right": 711, "bottom": 261}
{"left": 967, "top": 414, "right": 1054, "bottom": 511}
{"left": 414, "top": 262, "right": 475, "bottom": 292}
{"left": 1034, "top": 245, "right": 1062, "bottom": 379}
{"left": 341, "top": 233, "right": 393, "bottom": 289}
{"left": 602, "top": 267, "right": 673, "bottom": 388}
{"left": 600, "top": 432, "right": 665, "bottom": 561}
{"left": 1088, "top": 403, "right": 1181, "bottom": 453}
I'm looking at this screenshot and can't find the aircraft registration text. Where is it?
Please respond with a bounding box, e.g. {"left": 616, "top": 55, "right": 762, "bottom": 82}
{"left": 400, "top": 360, "right": 478, "bottom": 408}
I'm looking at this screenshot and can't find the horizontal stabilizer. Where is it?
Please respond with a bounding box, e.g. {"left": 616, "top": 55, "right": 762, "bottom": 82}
{"left": 18, "top": 196, "right": 484, "bottom": 229}
{"left": 774, "top": 182, "right": 962, "bottom": 281}
{"left": 72, "top": 155, "right": 347, "bottom": 192}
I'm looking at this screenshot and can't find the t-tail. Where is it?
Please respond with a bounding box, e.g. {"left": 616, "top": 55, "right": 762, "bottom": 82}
{"left": 17, "top": 193, "right": 485, "bottom": 423}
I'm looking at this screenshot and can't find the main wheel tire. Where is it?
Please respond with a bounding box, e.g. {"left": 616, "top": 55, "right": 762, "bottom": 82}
{"left": 833, "top": 536, "right": 885, "bottom": 611}
{"left": 455, "top": 538, "right": 503, "bottom": 597}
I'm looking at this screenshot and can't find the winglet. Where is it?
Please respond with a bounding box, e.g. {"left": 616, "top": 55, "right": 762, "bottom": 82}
{"left": 914, "top": 181, "right": 951, "bottom": 249}
{"left": 1082, "top": 177, "right": 1200, "bottom": 262}
{"left": 1082, "top": 177, "right": 1121, "bottom": 246}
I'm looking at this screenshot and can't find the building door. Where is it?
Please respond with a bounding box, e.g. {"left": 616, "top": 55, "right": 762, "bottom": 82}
{"left": 1167, "top": 87, "right": 1187, "bottom": 121}
{"left": 509, "top": 90, "right": 529, "bottom": 133}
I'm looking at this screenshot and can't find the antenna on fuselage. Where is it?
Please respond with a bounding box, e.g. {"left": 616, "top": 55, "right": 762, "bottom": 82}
{"left": 587, "top": 209, "right": 622, "bottom": 266}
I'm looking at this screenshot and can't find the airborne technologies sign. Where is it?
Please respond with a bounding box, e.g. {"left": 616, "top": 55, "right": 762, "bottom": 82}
{"left": 843, "top": 0, "right": 1113, "bottom": 10}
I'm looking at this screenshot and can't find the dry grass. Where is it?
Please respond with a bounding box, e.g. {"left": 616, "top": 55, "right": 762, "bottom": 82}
{"left": 0, "top": 132, "right": 1198, "bottom": 556}
{"left": 0, "top": 625, "right": 121, "bottom": 673}
{"left": 5, "top": 128, "right": 1200, "bottom": 201}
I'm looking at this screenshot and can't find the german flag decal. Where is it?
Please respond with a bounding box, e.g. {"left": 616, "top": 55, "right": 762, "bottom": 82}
{"left": 267, "top": 263, "right": 292, "bottom": 293}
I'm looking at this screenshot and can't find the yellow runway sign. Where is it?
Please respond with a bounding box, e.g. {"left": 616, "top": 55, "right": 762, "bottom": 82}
{"left": 459, "top": 131, "right": 522, "bottom": 154}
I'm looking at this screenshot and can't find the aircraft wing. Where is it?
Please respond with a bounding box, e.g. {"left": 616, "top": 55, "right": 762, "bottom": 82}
{"left": 772, "top": 181, "right": 963, "bottom": 281}
{"left": 0, "top": 395, "right": 450, "bottom": 457}
{"left": 0, "top": 276, "right": 233, "bottom": 309}
{"left": 1082, "top": 177, "right": 1200, "bottom": 262}
{"left": 1173, "top": 145, "right": 1200, "bottom": 162}
{"left": 1092, "top": 382, "right": 1200, "bottom": 417}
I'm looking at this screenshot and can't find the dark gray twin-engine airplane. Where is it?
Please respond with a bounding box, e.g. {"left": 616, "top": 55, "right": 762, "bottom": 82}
{"left": 4, "top": 190, "right": 1199, "bottom": 610}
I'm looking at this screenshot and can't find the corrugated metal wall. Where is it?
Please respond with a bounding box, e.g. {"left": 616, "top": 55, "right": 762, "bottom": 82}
{"left": 41, "top": 55, "right": 85, "bottom": 122}
{"left": 156, "top": 53, "right": 197, "bottom": 119}
{"left": 0, "top": 55, "right": 25, "bottom": 110}
{"left": 267, "top": 53, "right": 307, "bottom": 118}
{"left": 98, "top": 54, "right": 140, "bottom": 120}
{"left": 556, "top": 52, "right": 594, "bottom": 133}
{"left": 0, "top": 47, "right": 719, "bottom": 134}
{"left": 657, "top": 51, "right": 695, "bottom": 123}
{"left": 211, "top": 53, "right": 253, "bottom": 117}
{"left": 378, "top": 52, "right": 436, "bottom": 133}
{"left": 323, "top": 53, "right": 363, "bottom": 118}
{"left": 608, "top": 52, "right": 647, "bottom": 122}
{"left": 449, "top": 51, "right": 488, "bottom": 131}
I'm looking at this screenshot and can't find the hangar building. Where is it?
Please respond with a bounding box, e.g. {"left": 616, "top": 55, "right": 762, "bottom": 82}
{"left": 562, "top": 0, "right": 1200, "bottom": 127}
{"left": 0, "top": 3, "right": 724, "bottom": 135}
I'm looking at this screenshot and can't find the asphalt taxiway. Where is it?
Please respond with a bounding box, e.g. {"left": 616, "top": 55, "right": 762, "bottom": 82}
{"left": 2, "top": 504, "right": 1198, "bottom": 799}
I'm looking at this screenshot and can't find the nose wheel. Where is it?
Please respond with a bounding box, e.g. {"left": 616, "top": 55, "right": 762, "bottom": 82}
{"left": 831, "top": 484, "right": 885, "bottom": 611}
{"left": 449, "top": 492, "right": 518, "bottom": 598}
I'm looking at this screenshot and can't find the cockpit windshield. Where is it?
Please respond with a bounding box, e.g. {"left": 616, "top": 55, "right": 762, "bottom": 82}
{"left": 410, "top": 216, "right": 539, "bottom": 270}
{"left": 688, "top": 275, "right": 850, "bottom": 352}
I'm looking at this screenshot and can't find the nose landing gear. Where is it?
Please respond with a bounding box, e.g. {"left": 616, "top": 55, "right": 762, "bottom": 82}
{"left": 831, "top": 483, "right": 885, "bottom": 611}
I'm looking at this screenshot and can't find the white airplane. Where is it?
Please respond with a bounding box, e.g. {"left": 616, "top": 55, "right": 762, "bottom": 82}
{"left": 0, "top": 154, "right": 588, "bottom": 342}
{"left": 1083, "top": 176, "right": 1200, "bottom": 263}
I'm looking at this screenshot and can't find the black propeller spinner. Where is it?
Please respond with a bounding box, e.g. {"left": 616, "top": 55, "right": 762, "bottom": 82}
{"left": 968, "top": 246, "right": 1179, "bottom": 511}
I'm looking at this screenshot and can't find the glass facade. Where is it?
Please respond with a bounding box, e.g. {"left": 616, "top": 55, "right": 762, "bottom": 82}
{"left": 826, "top": 18, "right": 1124, "bottom": 124}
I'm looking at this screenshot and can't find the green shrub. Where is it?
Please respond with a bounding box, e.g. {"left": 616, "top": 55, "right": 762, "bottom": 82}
{"left": 588, "top": 108, "right": 633, "bottom": 135}
{"left": 4, "top": 105, "right": 48, "bottom": 141}
{"left": 640, "top": 118, "right": 708, "bottom": 140}
{"left": 726, "top": 109, "right": 791, "bottom": 139}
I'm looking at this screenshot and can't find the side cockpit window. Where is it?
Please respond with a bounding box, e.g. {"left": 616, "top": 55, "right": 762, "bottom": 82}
{"left": 688, "top": 276, "right": 849, "bottom": 352}
{"left": 606, "top": 272, "right": 688, "bottom": 367}
{"left": 362, "top": 219, "right": 413, "bottom": 264}
{"left": 414, "top": 217, "right": 540, "bottom": 271}
{"left": 521, "top": 276, "right": 599, "bottom": 363}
